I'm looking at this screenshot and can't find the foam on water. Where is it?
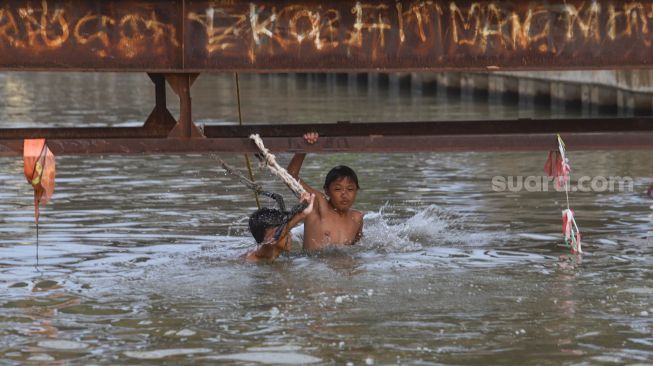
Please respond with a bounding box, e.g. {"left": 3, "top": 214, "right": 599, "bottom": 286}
{"left": 204, "top": 352, "right": 321, "bottom": 364}
{"left": 27, "top": 354, "right": 55, "bottom": 362}
{"left": 124, "top": 348, "right": 212, "bottom": 360}
{"left": 618, "top": 287, "right": 653, "bottom": 294}
{"left": 518, "top": 233, "right": 559, "bottom": 241}
{"left": 37, "top": 340, "right": 89, "bottom": 351}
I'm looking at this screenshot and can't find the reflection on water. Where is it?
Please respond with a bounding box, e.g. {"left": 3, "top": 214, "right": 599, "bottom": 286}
{"left": 1, "top": 73, "right": 652, "bottom": 365}
{"left": 0, "top": 72, "right": 586, "bottom": 128}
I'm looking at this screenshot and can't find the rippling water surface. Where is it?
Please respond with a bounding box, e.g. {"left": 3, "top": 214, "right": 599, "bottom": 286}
{"left": 0, "top": 73, "right": 652, "bottom": 365}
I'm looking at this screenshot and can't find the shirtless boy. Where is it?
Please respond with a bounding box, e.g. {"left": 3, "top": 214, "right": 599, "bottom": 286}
{"left": 243, "top": 192, "right": 315, "bottom": 262}
{"left": 287, "top": 132, "right": 363, "bottom": 251}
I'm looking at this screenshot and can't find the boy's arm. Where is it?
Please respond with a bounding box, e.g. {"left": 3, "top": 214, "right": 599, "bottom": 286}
{"left": 288, "top": 153, "right": 321, "bottom": 196}
{"left": 351, "top": 212, "right": 364, "bottom": 245}
{"left": 277, "top": 193, "right": 316, "bottom": 239}
{"left": 244, "top": 243, "right": 281, "bottom": 263}
{"left": 272, "top": 193, "right": 316, "bottom": 252}
{"left": 287, "top": 133, "right": 322, "bottom": 197}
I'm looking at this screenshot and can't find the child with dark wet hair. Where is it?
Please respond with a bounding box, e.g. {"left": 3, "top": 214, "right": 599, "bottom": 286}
{"left": 287, "top": 132, "right": 363, "bottom": 251}
{"left": 242, "top": 192, "right": 314, "bottom": 262}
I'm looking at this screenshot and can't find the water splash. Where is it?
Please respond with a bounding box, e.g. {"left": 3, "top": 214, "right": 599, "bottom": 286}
{"left": 358, "top": 204, "right": 495, "bottom": 253}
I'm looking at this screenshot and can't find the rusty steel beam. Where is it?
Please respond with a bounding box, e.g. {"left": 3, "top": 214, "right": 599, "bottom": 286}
{"left": 0, "top": 127, "right": 167, "bottom": 139}
{"left": 1, "top": 133, "right": 652, "bottom": 156}
{"left": 2, "top": 0, "right": 653, "bottom": 71}
{"left": 1, "top": 119, "right": 652, "bottom": 156}
{"left": 0, "top": 0, "right": 182, "bottom": 70}
{"left": 3, "top": 118, "right": 653, "bottom": 140}
{"left": 202, "top": 118, "right": 653, "bottom": 137}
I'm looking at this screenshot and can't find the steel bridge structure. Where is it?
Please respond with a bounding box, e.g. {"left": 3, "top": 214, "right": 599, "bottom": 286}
{"left": 1, "top": 0, "right": 653, "bottom": 155}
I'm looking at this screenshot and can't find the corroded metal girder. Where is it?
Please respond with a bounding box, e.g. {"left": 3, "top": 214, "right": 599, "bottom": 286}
{"left": 1, "top": 0, "right": 653, "bottom": 71}
{"left": 1, "top": 119, "right": 653, "bottom": 156}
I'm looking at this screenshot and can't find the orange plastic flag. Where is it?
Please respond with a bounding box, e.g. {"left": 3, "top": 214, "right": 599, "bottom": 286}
{"left": 23, "top": 139, "right": 56, "bottom": 224}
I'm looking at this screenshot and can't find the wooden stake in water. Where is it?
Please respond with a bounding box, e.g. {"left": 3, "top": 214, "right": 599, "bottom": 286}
{"left": 36, "top": 222, "right": 39, "bottom": 267}
{"left": 234, "top": 73, "right": 261, "bottom": 209}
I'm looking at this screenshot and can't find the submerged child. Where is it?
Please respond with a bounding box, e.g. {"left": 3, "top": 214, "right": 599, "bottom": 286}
{"left": 287, "top": 132, "right": 364, "bottom": 251}
{"left": 242, "top": 192, "right": 315, "bottom": 263}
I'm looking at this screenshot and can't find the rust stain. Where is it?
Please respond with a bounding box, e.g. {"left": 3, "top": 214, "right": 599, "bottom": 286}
{"left": 0, "top": 0, "right": 181, "bottom": 68}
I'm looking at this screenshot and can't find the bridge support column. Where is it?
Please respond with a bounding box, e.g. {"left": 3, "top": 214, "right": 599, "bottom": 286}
{"left": 165, "top": 73, "right": 204, "bottom": 139}
{"left": 143, "top": 73, "right": 177, "bottom": 134}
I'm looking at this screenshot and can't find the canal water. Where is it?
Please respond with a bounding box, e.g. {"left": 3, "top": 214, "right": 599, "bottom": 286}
{"left": 0, "top": 73, "right": 652, "bottom": 365}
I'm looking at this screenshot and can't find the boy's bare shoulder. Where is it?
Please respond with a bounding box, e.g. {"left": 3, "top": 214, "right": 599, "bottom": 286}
{"left": 350, "top": 209, "right": 363, "bottom": 221}
{"left": 312, "top": 192, "right": 329, "bottom": 214}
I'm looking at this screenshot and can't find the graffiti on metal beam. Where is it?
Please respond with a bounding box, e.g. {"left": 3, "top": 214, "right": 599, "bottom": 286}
{"left": 1, "top": 1, "right": 653, "bottom": 70}
{"left": 0, "top": 0, "right": 180, "bottom": 67}
{"left": 185, "top": 1, "right": 653, "bottom": 67}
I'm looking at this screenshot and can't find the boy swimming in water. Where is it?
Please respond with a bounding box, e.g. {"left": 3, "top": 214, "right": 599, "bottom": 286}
{"left": 287, "top": 132, "right": 364, "bottom": 251}
{"left": 243, "top": 192, "right": 315, "bottom": 262}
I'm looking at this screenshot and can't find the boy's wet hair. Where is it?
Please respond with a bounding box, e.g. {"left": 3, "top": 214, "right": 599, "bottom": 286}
{"left": 249, "top": 208, "right": 286, "bottom": 244}
{"left": 248, "top": 195, "right": 309, "bottom": 244}
{"left": 323, "top": 165, "right": 360, "bottom": 190}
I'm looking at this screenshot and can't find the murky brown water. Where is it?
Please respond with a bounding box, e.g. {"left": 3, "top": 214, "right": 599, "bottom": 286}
{"left": 1, "top": 72, "right": 652, "bottom": 365}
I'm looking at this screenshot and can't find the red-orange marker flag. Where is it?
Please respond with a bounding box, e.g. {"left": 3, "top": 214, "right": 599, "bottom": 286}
{"left": 23, "top": 139, "right": 56, "bottom": 224}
